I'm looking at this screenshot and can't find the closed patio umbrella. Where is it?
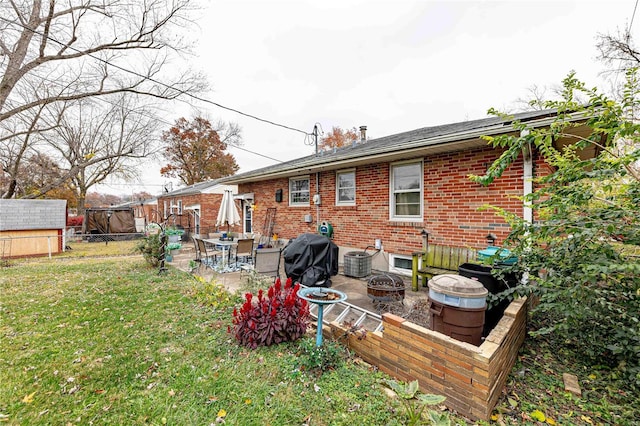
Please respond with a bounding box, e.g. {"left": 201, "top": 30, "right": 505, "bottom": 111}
{"left": 216, "top": 190, "right": 241, "bottom": 234}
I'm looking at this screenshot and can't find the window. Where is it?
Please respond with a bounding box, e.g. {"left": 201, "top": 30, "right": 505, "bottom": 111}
{"left": 177, "top": 200, "right": 183, "bottom": 214}
{"left": 336, "top": 169, "right": 356, "bottom": 205}
{"left": 390, "top": 161, "right": 422, "bottom": 220}
{"left": 289, "top": 176, "right": 310, "bottom": 205}
{"left": 389, "top": 254, "right": 413, "bottom": 276}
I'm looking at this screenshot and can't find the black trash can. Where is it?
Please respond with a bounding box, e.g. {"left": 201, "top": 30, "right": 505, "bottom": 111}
{"left": 458, "top": 263, "right": 518, "bottom": 336}
{"left": 458, "top": 263, "right": 504, "bottom": 294}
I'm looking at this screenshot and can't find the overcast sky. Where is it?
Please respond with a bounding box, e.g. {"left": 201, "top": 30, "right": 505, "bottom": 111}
{"left": 97, "top": 0, "right": 637, "bottom": 196}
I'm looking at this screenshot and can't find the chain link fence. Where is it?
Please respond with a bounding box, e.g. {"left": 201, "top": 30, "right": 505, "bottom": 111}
{"left": 0, "top": 230, "right": 147, "bottom": 260}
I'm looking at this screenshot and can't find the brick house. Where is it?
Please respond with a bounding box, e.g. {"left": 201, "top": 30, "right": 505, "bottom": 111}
{"left": 156, "top": 180, "right": 239, "bottom": 237}
{"left": 220, "top": 109, "right": 593, "bottom": 275}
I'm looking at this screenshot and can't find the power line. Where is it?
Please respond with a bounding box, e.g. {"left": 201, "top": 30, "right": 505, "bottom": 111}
{"left": 0, "top": 25, "right": 285, "bottom": 164}
{"left": 0, "top": 14, "right": 312, "bottom": 137}
{"left": 629, "top": 0, "right": 638, "bottom": 30}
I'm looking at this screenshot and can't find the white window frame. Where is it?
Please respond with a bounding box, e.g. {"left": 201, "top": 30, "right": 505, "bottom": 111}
{"left": 289, "top": 175, "right": 310, "bottom": 206}
{"left": 389, "top": 254, "right": 413, "bottom": 277}
{"left": 389, "top": 160, "right": 423, "bottom": 221}
{"left": 335, "top": 168, "right": 356, "bottom": 206}
{"left": 177, "top": 199, "right": 183, "bottom": 214}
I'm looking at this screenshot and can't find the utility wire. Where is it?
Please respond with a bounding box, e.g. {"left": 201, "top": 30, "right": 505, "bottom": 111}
{"left": 0, "top": 19, "right": 286, "bottom": 164}
{"left": 630, "top": 0, "right": 638, "bottom": 30}
{"left": 6, "top": 69, "right": 284, "bottom": 164}
{"left": 0, "top": 15, "right": 311, "bottom": 137}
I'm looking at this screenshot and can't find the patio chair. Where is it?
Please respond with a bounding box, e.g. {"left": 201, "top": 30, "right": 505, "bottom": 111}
{"left": 192, "top": 236, "right": 202, "bottom": 263}
{"left": 195, "top": 237, "right": 221, "bottom": 269}
{"left": 241, "top": 247, "right": 282, "bottom": 281}
{"left": 234, "top": 238, "right": 255, "bottom": 265}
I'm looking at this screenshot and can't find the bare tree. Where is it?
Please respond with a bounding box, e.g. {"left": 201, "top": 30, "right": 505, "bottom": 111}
{"left": 41, "top": 96, "right": 159, "bottom": 213}
{"left": 596, "top": 28, "right": 640, "bottom": 74}
{"left": 0, "top": 0, "right": 205, "bottom": 198}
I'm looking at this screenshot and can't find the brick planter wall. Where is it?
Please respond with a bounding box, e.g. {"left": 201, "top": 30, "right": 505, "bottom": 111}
{"left": 328, "top": 297, "right": 529, "bottom": 421}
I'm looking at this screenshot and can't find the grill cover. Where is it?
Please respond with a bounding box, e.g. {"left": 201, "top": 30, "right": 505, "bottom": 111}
{"left": 283, "top": 233, "right": 339, "bottom": 287}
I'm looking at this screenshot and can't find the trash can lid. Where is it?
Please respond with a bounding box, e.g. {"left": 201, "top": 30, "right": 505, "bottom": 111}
{"left": 428, "top": 274, "right": 488, "bottom": 298}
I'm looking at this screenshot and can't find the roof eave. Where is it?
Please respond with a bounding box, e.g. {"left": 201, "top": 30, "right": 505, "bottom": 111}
{"left": 222, "top": 111, "right": 587, "bottom": 185}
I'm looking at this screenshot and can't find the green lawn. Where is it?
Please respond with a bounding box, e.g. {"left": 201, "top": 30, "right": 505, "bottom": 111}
{"left": 0, "top": 253, "right": 403, "bottom": 425}
{"left": 1, "top": 243, "right": 637, "bottom": 425}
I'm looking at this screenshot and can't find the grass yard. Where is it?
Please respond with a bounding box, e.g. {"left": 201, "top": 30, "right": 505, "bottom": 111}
{"left": 1, "top": 242, "right": 638, "bottom": 425}
{"left": 0, "top": 254, "right": 406, "bottom": 425}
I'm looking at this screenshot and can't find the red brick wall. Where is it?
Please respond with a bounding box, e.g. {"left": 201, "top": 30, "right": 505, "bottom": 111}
{"left": 328, "top": 297, "right": 530, "bottom": 421}
{"left": 156, "top": 193, "right": 241, "bottom": 235}
{"left": 240, "top": 146, "right": 529, "bottom": 254}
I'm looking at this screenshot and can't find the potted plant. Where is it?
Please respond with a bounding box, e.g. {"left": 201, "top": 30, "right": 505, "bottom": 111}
{"left": 165, "top": 227, "right": 185, "bottom": 243}
{"left": 167, "top": 242, "right": 182, "bottom": 256}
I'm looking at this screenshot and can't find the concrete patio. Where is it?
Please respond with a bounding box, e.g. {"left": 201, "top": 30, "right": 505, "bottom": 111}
{"left": 167, "top": 242, "right": 431, "bottom": 317}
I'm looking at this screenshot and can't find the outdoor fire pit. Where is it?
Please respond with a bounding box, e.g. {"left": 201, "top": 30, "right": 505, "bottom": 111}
{"left": 367, "top": 273, "right": 405, "bottom": 305}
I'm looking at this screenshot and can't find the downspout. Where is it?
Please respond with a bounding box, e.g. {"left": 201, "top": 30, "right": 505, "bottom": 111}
{"left": 522, "top": 130, "right": 533, "bottom": 224}
{"left": 316, "top": 172, "right": 320, "bottom": 229}
{"left": 522, "top": 130, "right": 534, "bottom": 284}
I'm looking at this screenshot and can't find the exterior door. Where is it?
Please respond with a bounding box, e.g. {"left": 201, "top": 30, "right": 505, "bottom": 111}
{"left": 244, "top": 204, "right": 252, "bottom": 234}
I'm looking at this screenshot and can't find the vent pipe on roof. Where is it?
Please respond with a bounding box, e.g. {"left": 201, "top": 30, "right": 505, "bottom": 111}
{"left": 360, "top": 125, "right": 367, "bottom": 142}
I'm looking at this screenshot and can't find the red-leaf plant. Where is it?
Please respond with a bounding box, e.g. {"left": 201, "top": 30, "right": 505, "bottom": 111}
{"left": 231, "top": 277, "right": 309, "bottom": 349}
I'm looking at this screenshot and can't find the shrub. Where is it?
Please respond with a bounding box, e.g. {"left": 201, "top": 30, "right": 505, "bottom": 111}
{"left": 230, "top": 277, "right": 309, "bottom": 349}
{"left": 471, "top": 70, "right": 640, "bottom": 388}
{"left": 136, "top": 233, "right": 163, "bottom": 267}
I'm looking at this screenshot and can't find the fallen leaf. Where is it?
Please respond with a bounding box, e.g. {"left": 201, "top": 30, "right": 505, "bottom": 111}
{"left": 68, "top": 385, "right": 80, "bottom": 395}
{"left": 168, "top": 389, "right": 176, "bottom": 396}
{"left": 217, "top": 409, "right": 226, "bottom": 418}
{"left": 22, "top": 392, "right": 36, "bottom": 404}
{"left": 531, "top": 410, "right": 546, "bottom": 422}
{"left": 581, "top": 415, "right": 593, "bottom": 424}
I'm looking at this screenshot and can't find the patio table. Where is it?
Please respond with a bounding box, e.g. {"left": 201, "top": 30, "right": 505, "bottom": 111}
{"left": 203, "top": 238, "right": 237, "bottom": 268}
